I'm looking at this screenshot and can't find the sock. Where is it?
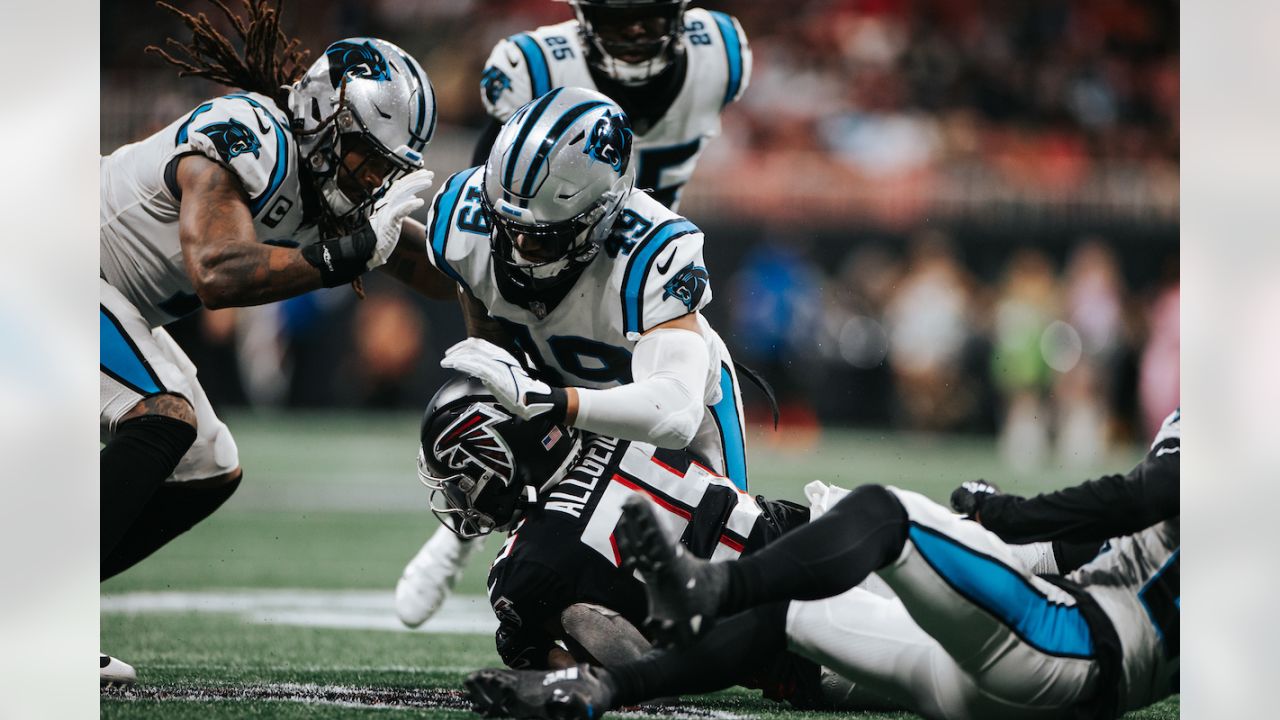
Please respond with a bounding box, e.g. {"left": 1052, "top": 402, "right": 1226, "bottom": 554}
{"left": 720, "top": 484, "right": 909, "bottom": 615}
{"left": 603, "top": 602, "right": 789, "bottom": 706}
{"left": 100, "top": 415, "right": 197, "bottom": 561}
{"left": 101, "top": 473, "right": 241, "bottom": 580}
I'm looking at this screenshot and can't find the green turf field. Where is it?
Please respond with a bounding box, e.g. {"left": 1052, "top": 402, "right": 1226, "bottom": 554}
{"left": 101, "top": 411, "right": 1177, "bottom": 719}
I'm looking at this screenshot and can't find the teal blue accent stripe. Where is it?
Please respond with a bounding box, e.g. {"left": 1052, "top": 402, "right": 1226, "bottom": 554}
{"left": 620, "top": 219, "right": 698, "bottom": 334}
{"left": 175, "top": 102, "right": 214, "bottom": 144}
{"left": 429, "top": 167, "right": 481, "bottom": 288}
{"left": 398, "top": 51, "right": 432, "bottom": 149}
{"left": 909, "top": 524, "right": 1095, "bottom": 658}
{"left": 226, "top": 94, "right": 289, "bottom": 215}
{"left": 709, "top": 12, "right": 743, "bottom": 107}
{"left": 711, "top": 364, "right": 747, "bottom": 490}
{"left": 100, "top": 309, "right": 161, "bottom": 395}
{"left": 511, "top": 33, "right": 551, "bottom": 97}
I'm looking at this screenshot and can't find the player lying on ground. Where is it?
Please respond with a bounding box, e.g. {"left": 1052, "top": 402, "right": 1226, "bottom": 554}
{"left": 465, "top": 409, "right": 1181, "bottom": 720}
{"left": 416, "top": 375, "right": 861, "bottom": 707}
{"left": 100, "top": 0, "right": 451, "bottom": 685}
{"left": 397, "top": 87, "right": 759, "bottom": 628}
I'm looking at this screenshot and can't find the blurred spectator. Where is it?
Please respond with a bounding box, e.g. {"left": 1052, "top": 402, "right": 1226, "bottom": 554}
{"left": 1139, "top": 273, "right": 1180, "bottom": 439}
{"left": 883, "top": 231, "right": 981, "bottom": 431}
{"left": 990, "top": 248, "right": 1059, "bottom": 470}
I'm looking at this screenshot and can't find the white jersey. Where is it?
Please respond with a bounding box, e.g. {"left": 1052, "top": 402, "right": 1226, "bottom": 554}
{"left": 480, "top": 8, "right": 750, "bottom": 209}
{"left": 424, "top": 165, "right": 748, "bottom": 486}
{"left": 100, "top": 92, "right": 317, "bottom": 328}
{"left": 1070, "top": 409, "right": 1180, "bottom": 713}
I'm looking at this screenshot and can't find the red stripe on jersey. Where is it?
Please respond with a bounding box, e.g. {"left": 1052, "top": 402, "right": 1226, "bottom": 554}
{"left": 609, "top": 533, "right": 621, "bottom": 566}
{"left": 718, "top": 533, "right": 745, "bottom": 552}
{"left": 649, "top": 455, "right": 686, "bottom": 477}
{"left": 688, "top": 459, "right": 748, "bottom": 495}
{"left": 612, "top": 474, "right": 693, "bottom": 520}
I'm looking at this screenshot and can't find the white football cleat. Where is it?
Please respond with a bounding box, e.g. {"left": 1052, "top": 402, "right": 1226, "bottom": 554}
{"left": 100, "top": 653, "right": 137, "bottom": 688}
{"left": 395, "top": 525, "right": 482, "bottom": 628}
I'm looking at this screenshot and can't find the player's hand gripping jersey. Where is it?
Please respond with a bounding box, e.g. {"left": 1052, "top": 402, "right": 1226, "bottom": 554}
{"left": 480, "top": 8, "right": 750, "bottom": 209}
{"left": 101, "top": 93, "right": 313, "bottom": 328}
{"left": 486, "top": 434, "right": 804, "bottom": 670}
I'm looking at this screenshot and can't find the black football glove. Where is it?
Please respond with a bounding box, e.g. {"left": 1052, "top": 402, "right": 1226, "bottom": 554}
{"left": 950, "top": 480, "right": 1001, "bottom": 519}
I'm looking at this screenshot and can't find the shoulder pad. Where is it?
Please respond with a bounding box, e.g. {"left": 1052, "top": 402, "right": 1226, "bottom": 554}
{"left": 173, "top": 94, "right": 293, "bottom": 216}
{"left": 699, "top": 10, "right": 752, "bottom": 107}
{"left": 482, "top": 33, "right": 552, "bottom": 122}
{"left": 616, "top": 209, "right": 709, "bottom": 340}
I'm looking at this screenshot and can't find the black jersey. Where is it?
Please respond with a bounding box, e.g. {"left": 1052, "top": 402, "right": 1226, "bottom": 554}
{"left": 486, "top": 434, "right": 803, "bottom": 669}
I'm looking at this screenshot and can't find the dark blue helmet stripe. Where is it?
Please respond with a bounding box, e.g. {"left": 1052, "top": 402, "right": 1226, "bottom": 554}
{"left": 510, "top": 33, "right": 552, "bottom": 98}
{"left": 620, "top": 218, "right": 699, "bottom": 335}
{"left": 709, "top": 12, "right": 743, "bottom": 108}
{"left": 397, "top": 51, "right": 432, "bottom": 151}
{"left": 519, "top": 100, "right": 610, "bottom": 198}
{"left": 502, "top": 88, "right": 564, "bottom": 195}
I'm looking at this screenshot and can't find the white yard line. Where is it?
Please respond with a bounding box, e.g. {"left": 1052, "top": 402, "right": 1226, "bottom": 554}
{"left": 101, "top": 589, "right": 497, "bottom": 634}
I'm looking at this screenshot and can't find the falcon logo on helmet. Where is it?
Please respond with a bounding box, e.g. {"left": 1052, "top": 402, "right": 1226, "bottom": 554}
{"left": 196, "top": 119, "right": 262, "bottom": 161}
{"left": 325, "top": 40, "right": 393, "bottom": 87}
{"left": 432, "top": 403, "right": 517, "bottom": 486}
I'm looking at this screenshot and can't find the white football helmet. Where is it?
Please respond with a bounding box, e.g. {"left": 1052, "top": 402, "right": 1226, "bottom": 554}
{"left": 287, "top": 37, "right": 436, "bottom": 231}
{"left": 568, "top": 0, "right": 689, "bottom": 85}
{"left": 482, "top": 87, "right": 635, "bottom": 291}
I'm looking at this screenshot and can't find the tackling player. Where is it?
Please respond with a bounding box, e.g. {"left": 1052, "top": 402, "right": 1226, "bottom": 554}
{"left": 100, "top": 1, "right": 452, "bottom": 685}
{"left": 396, "top": 88, "right": 753, "bottom": 628}
{"left": 475, "top": 0, "right": 750, "bottom": 210}
{"left": 467, "top": 409, "right": 1181, "bottom": 719}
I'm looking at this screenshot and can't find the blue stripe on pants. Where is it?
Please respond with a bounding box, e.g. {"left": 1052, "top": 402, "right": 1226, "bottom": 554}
{"left": 909, "top": 524, "right": 1094, "bottom": 658}
{"left": 100, "top": 309, "right": 161, "bottom": 395}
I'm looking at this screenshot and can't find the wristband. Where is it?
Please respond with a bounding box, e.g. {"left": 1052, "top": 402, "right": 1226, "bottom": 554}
{"left": 301, "top": 221, "right": 376, "bottom": 287}
{"left": 529, "top": 387, "right": 569, "bottom": 425}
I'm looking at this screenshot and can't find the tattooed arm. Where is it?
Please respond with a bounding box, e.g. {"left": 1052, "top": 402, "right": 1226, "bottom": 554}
{"left": 378, "top": 218, "right": 458, "bottom": 299}
{"left": 176, "top": 154, "right": 323, "bottom": 309}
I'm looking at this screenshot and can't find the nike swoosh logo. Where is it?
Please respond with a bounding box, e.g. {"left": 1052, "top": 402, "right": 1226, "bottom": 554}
{"left": 506, "top": 49, "right": 521, "bottom": 67}
{"left": 656, "top": 246, "right": 679, "bottom": 274}
{"left": 252, "top": 110, "right": 271, "bottom": 135}
{"left": 1155, "top": 446, "right": 1180, "bottom": 457}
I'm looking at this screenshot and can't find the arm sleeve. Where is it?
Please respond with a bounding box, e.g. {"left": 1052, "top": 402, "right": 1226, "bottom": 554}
{"left": 573, "top": 327, "right": 711, "bottom": 449}
{"left": 978, "top": 421, "right": 1180, "bottom": 544}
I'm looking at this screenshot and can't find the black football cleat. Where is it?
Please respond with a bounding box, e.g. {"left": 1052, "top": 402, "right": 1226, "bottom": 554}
{"left": 615, "top": 496, "right": 727, "bottom": 646}
{"left": 465, "top": 665, "right": 614, "bottom": 720}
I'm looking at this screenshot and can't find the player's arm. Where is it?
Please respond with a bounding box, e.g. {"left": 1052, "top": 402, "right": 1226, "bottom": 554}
{"left": 565, "top": 313, "right": 710, "bottom": 448}
{"left": 961, "top": 449, "right": 1179, "bottom": 544}
{"left": 459, "top": 287, "right": 521, "bottom": 356}
{"left": 176, "top": 154, "right": 325, "bottom": 308}
{"left": 378, "top": 217, "right": 457, "bottom": 299}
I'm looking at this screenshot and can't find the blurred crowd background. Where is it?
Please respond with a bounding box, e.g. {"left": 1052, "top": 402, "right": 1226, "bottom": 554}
{"left": 101, "top": 0, "right": 1178, "bottom": 469}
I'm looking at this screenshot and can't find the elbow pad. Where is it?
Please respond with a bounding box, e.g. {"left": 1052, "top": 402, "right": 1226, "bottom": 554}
{"left": 574, "top": 328, "right": 711, "bottom": 448}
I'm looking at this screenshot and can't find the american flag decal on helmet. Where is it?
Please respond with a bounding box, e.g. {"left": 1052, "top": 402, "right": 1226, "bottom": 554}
{"left": 541, "top": 426, "right": 563, "bottom": 450}
{"left": 433, "top": 404, "right": 516, "bottom": 485}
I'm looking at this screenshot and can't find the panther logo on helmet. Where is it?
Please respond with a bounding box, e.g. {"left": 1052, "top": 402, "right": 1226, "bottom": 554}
{"left": 326, "top": 39, "right": 393, "bottom": 87}
{"left": 432, "top": 403, "right": 517, "bottom": 486}
{"left": 196, "top": 119, "right": 262, "bottom": 161}
{"left": 582, "top": 110, "right": 633, "bottom": 174}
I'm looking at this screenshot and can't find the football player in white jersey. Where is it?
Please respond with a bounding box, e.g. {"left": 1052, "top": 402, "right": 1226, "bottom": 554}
{"left": 475, "top": 0, "right": 751, "bottom": 209}
{"left": 467, "top": 408, "right": 1181, "bottom": 720}
{"left": 395, "top": 87, "right": 751, "bottom": 628}
{"left": 100, "top": 1, "right": 452, "bottom": 684}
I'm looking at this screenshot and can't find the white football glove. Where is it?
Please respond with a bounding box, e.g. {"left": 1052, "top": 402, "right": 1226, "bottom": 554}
{"left": 441, "top": 338, "right": 561, "bottom": 420}
{"left": 365, "top": 168, "right": 435, "bottom": 270}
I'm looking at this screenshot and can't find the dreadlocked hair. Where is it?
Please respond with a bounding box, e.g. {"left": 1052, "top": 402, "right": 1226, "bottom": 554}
{"left": 146, "top": 0, "right": 311, "bottom": 107}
